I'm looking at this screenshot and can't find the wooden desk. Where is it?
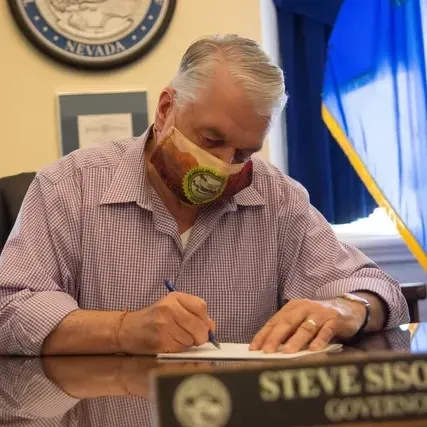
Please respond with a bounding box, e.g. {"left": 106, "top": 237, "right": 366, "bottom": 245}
{"left": 0, "top": 324, "right": 426, "bottom": 426}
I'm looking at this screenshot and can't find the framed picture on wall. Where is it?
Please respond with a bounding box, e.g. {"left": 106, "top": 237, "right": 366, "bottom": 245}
{"left": 57, "top": 91, "right": 148, "bottom": 156}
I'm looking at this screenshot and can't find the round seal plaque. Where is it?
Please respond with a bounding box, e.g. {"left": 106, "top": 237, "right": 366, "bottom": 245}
{"left": 173, "top": 374, "right": 232, "bottom": 427}
{"left": 8, "top": 0, "right": 176, "bottom": 69}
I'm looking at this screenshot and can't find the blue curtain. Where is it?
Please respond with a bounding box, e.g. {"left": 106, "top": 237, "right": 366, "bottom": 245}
{"left": 273, "top": 0, "right": 376, "bottom": 224}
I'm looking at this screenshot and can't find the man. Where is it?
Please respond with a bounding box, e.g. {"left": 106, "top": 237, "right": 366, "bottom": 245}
{"left": 0, "top": 35, "right": 408, "bottom": 356}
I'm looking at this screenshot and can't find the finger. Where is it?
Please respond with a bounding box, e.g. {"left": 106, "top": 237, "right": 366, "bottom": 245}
{"left": 165, "top": 332, "right": 190, "bottom": 353}
{"left": 281, "top": 318, "right": 322, "bottom": 353}
{"left": 261, "top": 321, "right": 295, "bottom": 353}
{"left": 209, "top": 319, "right": 216, "bottom": 332}
{"left": 251, "top": 307, "right": 307, "bottom": 351}
{"left": 155, "top": 326, "right": 190, "bottom": 354}
{"left": 174, "top": 293, "right": 209, "bottom": 323}
{"left": 172, "top": 301, "right": 209, "bottom": 346}
{"left": 169, "top": 320, "right": 196, "bottom": 348}
{"left": 249, "top": 317, "right": 276, "bottom": 351}
{"left": 249, "top": 314, "right": 281, "bottom": 350}
{"left": 309, "top": 319, "right": 337, "bottom": 351}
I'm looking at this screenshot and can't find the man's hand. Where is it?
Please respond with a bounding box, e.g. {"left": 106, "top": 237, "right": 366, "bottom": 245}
{"left": 118, "top": 292, "right": 216, "bottom": 354}
{"left": 249, "top": 298, "right": 367, "bottom": 354}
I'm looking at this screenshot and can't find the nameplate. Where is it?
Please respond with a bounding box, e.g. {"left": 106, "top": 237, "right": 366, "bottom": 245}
{"left": 151, "top": 352, "right": 427, "bottom": 427}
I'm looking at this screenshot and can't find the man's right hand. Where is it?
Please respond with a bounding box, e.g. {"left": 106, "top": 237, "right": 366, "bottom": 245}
{"left": 117, "top": 292, "right": 215, "bottom": 354}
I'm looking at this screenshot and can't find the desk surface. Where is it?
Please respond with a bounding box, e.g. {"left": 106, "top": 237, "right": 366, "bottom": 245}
{"left": 1, "top": 323, "right": 426, "bottom": 426}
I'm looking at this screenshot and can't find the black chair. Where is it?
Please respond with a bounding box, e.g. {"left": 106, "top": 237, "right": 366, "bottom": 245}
{"left": 400, "top": 282, "right": 427, "bottom": 323}
{"left": 0, "top": 172, "right": 36, "bottom": 253}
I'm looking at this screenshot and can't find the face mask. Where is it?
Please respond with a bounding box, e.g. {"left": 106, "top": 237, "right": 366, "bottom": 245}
{"left": 149, "top": 125, "right": 253, "bottom": 205}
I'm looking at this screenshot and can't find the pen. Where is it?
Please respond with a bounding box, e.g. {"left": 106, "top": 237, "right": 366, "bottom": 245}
{"left": 164, "top": 279, "right": 221, "bottom": 349}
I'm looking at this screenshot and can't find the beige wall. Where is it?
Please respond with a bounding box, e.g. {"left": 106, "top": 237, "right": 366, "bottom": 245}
{"left": 0, "top": 0, "right": 269, "bottom": 178}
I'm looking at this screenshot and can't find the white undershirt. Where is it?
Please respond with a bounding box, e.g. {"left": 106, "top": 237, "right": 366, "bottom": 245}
{"left": 180, "top": 227, "right": 193, "bottom": 249}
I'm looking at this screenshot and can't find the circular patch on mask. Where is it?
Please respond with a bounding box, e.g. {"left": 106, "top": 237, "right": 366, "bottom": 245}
{"left": 183, "top": 167, "right": 226, "bottom": 205}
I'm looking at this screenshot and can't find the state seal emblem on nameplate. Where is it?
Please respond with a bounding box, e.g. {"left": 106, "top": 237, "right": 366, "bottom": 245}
{"left": 173, "top": 374, "right": 233, "bottom": 427}
{"left": 7, "top": 0, "right": 176, "bottom": 69}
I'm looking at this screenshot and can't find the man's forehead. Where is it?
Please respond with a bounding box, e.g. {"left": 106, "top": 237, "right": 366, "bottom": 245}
{"left": 198, "top": 114, "right": 268, "bottom": 142}
{"left": 187, "top": 71, "right": 270, "bottom": 131}
{"left": 188, "top": 101, "right": 267, "bottom": 129}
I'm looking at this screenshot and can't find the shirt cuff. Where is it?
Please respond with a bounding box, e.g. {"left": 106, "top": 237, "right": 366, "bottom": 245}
{"left": 315, "top": 277, "right": 410, "bottom": 329}
{"left": 4, "top": 358, "right": 80, "bottom": 418}
{"left": 10, "top": 291, "right": 80, "bottom": 355}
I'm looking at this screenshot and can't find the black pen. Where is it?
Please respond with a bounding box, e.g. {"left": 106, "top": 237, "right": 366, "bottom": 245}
{"left": 164, "top": 279, "right": 221, "bottom": 349}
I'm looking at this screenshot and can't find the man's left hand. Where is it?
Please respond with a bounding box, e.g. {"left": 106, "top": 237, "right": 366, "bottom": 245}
{"left": 249, "top": 298, "right": 367, "bottom": 353}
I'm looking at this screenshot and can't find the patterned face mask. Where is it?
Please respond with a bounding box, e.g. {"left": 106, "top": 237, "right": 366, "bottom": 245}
{"left": 150, "top": 125, "right": 253, "bottom": 205}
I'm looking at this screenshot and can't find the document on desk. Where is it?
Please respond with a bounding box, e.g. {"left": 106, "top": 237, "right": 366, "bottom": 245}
{"left": 157, "top": 343, "right": 342, "bottom": 360}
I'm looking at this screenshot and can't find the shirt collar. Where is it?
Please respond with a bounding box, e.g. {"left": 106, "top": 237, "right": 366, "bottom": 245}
{"left": 100, "top": 126, "right": 153, "bottom": 210}
{"left": 233, "top": 183, "right": 265, "bottom": 207}
{"left": 232, "top": 157, "right": 266, "bottom": 208}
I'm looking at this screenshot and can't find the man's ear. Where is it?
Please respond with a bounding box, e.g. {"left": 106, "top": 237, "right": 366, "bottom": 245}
{"left": 154, "top": 88, "right": 174, "bottom": 133}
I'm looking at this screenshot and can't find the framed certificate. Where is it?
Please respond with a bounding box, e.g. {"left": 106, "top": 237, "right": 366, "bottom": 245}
{"left": 57, "top": 91, "right": 148, "bottom": 156}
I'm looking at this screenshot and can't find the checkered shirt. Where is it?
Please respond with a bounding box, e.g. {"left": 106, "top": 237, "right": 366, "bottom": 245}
{"left": 0, "top": 128, "right": 409, "bottom": 355}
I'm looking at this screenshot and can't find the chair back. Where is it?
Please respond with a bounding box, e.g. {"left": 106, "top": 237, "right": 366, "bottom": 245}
{"left": 0, "top": 172, "right": 36, "bottom": 253}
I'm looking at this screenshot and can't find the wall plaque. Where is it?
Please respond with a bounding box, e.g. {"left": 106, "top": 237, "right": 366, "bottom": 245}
{"left": 8, "top": 0, "right": 176, "bottom": 69}
{"left": 57, "top": 91, "right": 148, "bottom": 155}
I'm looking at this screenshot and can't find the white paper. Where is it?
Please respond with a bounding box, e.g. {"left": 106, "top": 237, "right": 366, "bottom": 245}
{"left": 77, "top": 113, "right": 133, "bottom": 148}
{"left": 157, "top": 343, "right": 342, "bottom": 360}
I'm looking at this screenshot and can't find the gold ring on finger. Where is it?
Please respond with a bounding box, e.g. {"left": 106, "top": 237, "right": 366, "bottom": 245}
{"left": 306, "top": 319, "right": 319, "bottom": 329}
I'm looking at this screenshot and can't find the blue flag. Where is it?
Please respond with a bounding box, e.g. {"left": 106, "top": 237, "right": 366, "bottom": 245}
{"left": 322, "top": 0, "right": 427, "bottom": 270}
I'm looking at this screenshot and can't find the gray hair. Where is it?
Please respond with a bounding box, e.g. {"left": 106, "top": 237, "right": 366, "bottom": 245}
{"left": 170, "top": 34, "right": 287, "bottom": 118}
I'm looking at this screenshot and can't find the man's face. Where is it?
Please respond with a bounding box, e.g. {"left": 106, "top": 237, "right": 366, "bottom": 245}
{"left": 156, "top": 67, "right": 270, "bottom": 164}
